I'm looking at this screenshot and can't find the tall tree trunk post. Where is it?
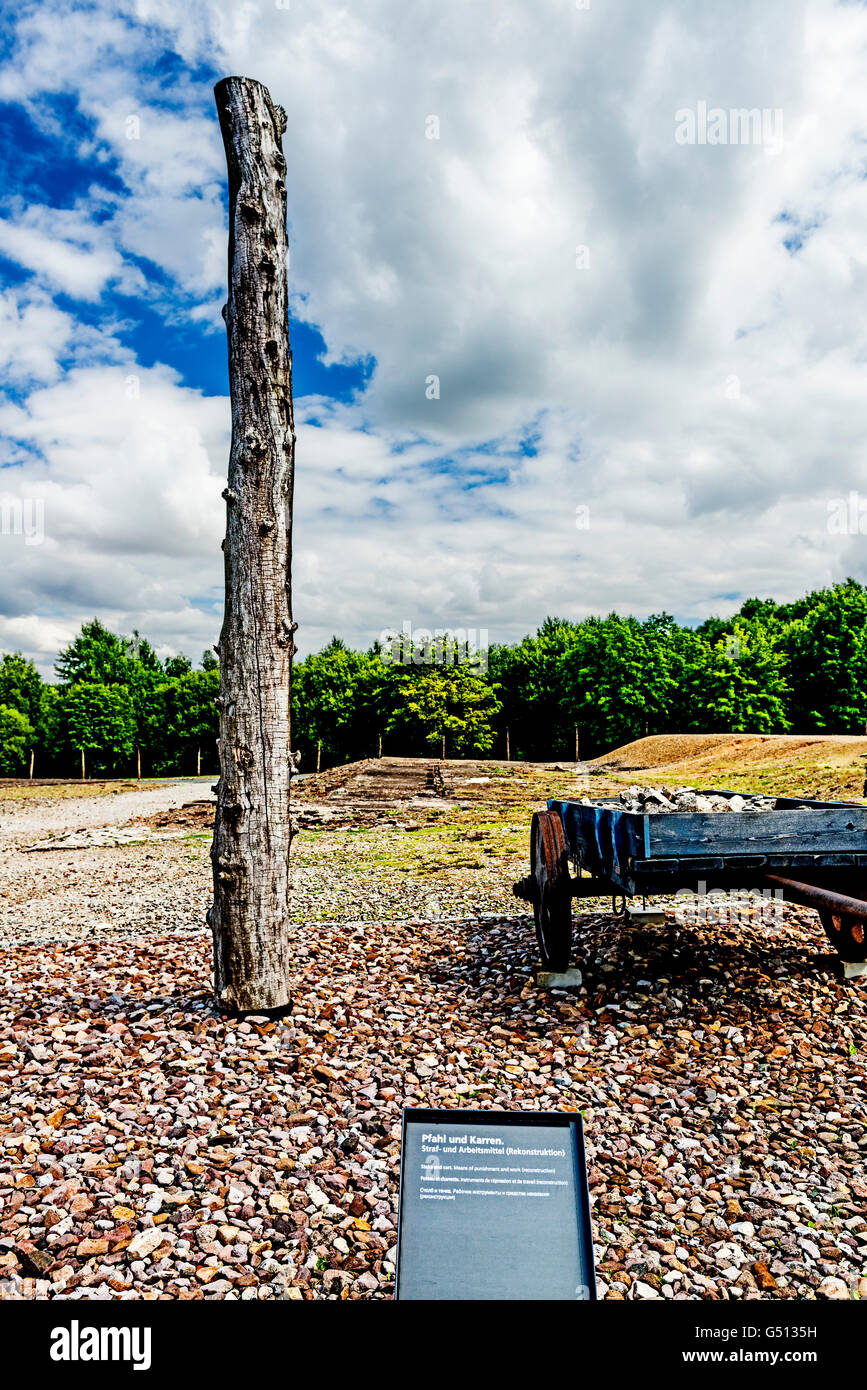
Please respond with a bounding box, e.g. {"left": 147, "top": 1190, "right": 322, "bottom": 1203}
{"left": 210, "top": 76, "right": 296, "bottom": 1015}
{"left": 315, "top": 739, "right": 321, "bottom": 774}
{"left": 505, "top": 727, "right": 510, "bottom": 762}
{"left": 28, "top": 748, "right": 34, "bottom": 779}
{"left": 197, "top": 745, "right": 201, "bottom": 778}
{"left": 80, "top": 748, "right": 85, "bottom": 780}
{"left": 136, "top": 746, "right": 141, "bottom": 781}
{"left": 574, "top": 725, "right": 580, "bottom": 762}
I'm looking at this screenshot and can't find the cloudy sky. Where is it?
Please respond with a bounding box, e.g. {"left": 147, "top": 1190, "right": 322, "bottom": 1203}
{"left": 1, "top": 0, "right": 866, "bottom": 675}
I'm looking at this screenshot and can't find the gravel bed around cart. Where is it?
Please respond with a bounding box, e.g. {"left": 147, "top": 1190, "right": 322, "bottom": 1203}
{"left": 1, "top": 787, "right": 866, "bottom": 1301}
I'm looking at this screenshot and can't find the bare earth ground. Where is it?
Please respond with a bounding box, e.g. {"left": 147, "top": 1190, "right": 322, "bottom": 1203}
{"left": 1, "top": 754, "right": 866, "bottom": 1301}
{"left": 589, "top": 732, "right": 867, "bottom": 801}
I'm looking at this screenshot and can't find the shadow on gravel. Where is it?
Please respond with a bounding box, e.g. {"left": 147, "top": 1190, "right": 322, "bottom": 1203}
{"left": 448, "top": 909, "right": 847, "bottom": 1016}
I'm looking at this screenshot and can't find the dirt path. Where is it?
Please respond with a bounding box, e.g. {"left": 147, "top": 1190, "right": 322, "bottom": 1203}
{"left": 0, "top": 779, "right": 214, "bottom": 844}
{"left": 303, "top": 757, "right": 445, "bottom": 812}
{"left": 292, "top": 755, "right": 585, "bottom": 826}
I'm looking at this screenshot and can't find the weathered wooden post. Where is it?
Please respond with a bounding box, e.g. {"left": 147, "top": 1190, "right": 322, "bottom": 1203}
{"left": 209, "top": 76, "right": 296, "bottom": 1015}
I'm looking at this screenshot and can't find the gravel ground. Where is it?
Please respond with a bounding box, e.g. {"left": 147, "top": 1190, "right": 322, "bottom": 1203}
{"left": 1, "top": 784, "right": 866, "bottom": 1301}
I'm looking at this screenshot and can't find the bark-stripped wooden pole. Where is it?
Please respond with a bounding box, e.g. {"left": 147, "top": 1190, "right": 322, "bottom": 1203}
{"left": 210, "top": 76, "right": 296, "bottom": 1014}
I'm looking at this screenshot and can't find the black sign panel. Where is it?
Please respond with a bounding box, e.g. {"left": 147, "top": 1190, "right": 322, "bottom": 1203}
{"left": 396, "top": 1108, "right": 596, "bottom": 1301}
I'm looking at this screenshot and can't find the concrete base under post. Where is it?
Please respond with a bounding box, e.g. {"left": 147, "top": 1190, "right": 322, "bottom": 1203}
{"left": 536, "top": 968, "right": 583, "bottom": 989}
{"left": 842, "top": 959, "right": 867, "bottom": 980}
{"left": 626, "top": 908, "right": 667, "bottom": 925}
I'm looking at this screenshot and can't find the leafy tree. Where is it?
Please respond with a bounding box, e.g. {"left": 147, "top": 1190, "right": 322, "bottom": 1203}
{"left": 126, "top": 630, "right": 164, "bottom": 678}
{"left": 62, "top": 683, "right": 136, "bottom": 776}
{"left": 699, "top": 619, "right": 791, "bottom": 733}
{"left": 386, "top": 662, "right": 502, "bottom": 755}
{"left": 778, "top": 580, "right": 867, "bottom": 731}
{"left": 0, "top": 653, "right": 43, "bottom": 729}
{"left": 0, "top": 705, "right": 35, "bottom": 774}
{"left": 293, "top": 638, "right": 389, "bottom": 767}
{"left": 36, "top": 685, "right": 63, "bottom": 773}
{"left": 162, "top": 671, "right": 219, "bottom": 774}
{"left": 165, "top": 653, "right": 193, "bottom": 679}
{"left": 55, "top": 620, "right": 133, "bottom": 686}
{"left": 489, "top": 619, "right": 580, "bottom": 759}
{"left": 133, "top": 680, "right": 174, "bottom": 775}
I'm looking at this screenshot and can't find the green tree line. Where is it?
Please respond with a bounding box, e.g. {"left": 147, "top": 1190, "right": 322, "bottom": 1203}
{"left": 294, "top": 579, "right": 867, "bottom": 766}
{"left": 0, "top": 619, "right": 219, "bottom": 778}
{"left": 1, "top": 580, "right": 866, "bottom": 776}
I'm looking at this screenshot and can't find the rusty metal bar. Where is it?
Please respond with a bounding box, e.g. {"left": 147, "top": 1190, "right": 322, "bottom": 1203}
{"left": 763, "top": 873, "right": 867, "bottom": 921}
{"left": 512, "top": 875, "right": 537, "bottom": 904}
{"left": 513, "top": 872, "right": 625, "bottom": 904}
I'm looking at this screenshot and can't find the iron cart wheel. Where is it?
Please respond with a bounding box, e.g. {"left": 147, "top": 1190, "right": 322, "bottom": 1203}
{"left": 818, "top": 909, "right": 867, "bottom": 964}
{"left": 530, "top": 810, "right": 573, "bottom": 971}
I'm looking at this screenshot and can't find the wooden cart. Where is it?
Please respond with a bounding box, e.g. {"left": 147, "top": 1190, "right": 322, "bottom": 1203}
{"left": 513, "top": 791, "right": 867, "bottom": 978}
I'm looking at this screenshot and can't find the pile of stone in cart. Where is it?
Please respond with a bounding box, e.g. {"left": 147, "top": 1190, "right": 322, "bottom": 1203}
{"left": 583, "top": 786, "right": 812, "bottom": 814}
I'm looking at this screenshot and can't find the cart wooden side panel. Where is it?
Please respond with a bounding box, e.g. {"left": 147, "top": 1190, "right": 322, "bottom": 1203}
{"left": 647, "top": 806, "right": 867, "bottom": 857}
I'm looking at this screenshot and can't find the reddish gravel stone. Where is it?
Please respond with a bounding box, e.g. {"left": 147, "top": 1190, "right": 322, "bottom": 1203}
{"left": 1, "top": 781, "right": 866, "bottom": 1300}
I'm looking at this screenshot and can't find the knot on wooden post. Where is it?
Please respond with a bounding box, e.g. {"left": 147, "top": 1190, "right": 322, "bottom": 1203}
{"left": 244, "top": 427, "right": 265, "bottom": 451}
